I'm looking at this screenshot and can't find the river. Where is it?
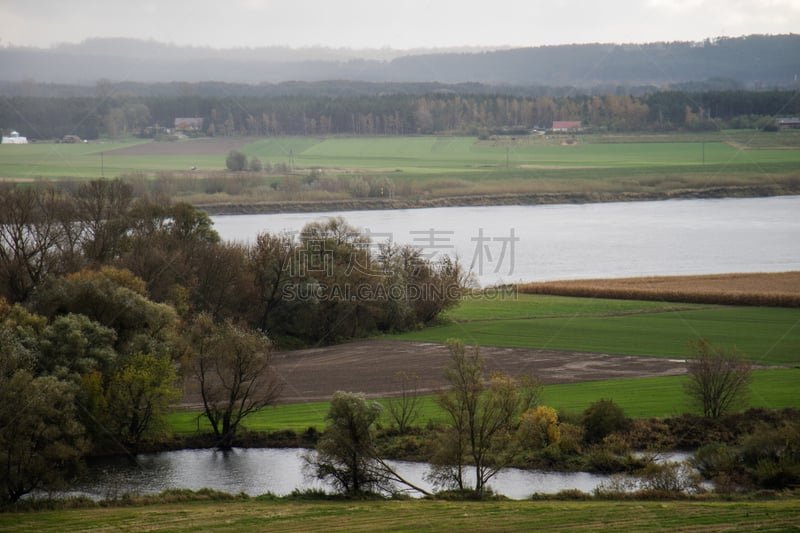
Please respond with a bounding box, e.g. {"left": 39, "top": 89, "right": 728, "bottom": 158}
{"left": 68, "top": 447, "right": 672, "bottom": 500}
{"left": 211, "top": 196, "right": 800, "bottom": 286}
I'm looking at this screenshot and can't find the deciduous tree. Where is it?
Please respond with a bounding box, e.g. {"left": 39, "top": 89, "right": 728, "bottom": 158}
{"left": 385, "top": 371, "right": 421, "bottom": 435}
{"left": 429, "top": 339, "right": 539, "bottom": 495}
{"left": 104, "top": 352, "right": 180, "bottom": 446}
{"left": 307, "top": 391, "right": 430, "bottom": 497}
{"left": 685, "top": 339, "right": 752, "bottom": 418}
{"left": 0, "top": 345, "right": 87, "bottom": 503}
{"left": 0, "top": 185, "right": 70, "bottom": 302}
{"left": 186, "top": 313, "right": 282, "bottom": 449}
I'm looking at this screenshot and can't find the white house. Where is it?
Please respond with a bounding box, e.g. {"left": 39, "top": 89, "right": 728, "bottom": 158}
{"left": 1, "top": 130, "right": 28, "bottom": 144}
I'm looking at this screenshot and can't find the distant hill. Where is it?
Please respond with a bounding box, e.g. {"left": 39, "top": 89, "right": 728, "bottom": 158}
{"left": 1, "top": 34, "right": 798, "bottom": 88}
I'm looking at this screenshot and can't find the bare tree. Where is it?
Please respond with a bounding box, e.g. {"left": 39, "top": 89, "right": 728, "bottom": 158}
{"left": 0, "top": 186, "right": 70, "bottom": 301}
{"left": 73, "top": 179, "right": 134, "bottom": 263}
{"left": 429, "top": 339, "right": 540, "bottom": 495}
{"left": 684, "top": 339, "right": 752, "bottom": 418}
{"left": 187, "top": 313, "right": 282, "bottom": 449}
{"left": 385, "top": 371, "right": 421, "bottom": 435}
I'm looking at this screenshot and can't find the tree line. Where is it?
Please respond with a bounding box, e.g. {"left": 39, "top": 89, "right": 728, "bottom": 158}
{"left": 0, "top": 178, "right": 464, "bottom": 502}
{"left": 2, "top": 89, "right": 798, "bottom": 140}
{"left": 3, "top": 34, "right": 798, "bottom": 86}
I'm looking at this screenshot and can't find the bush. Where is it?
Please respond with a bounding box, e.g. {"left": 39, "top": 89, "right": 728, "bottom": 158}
{"left": 637, "top": 462, "right": 701, "bottom": 494}
{"left": 582, "top": 399, "right": 630, "bottom": 444}
{"left": 518, "top": 406, "right": 560, "bottom": 450}
{"left": 739, "top": 422, "right": 800, "bottom": 489}
{"left": 348, "top": 176, "right": 370, "bottom": 198}
{"left": 692, "top": 442, "right": 738, "bottom": 479}
{"left": 225, "top": 150, "right": 247, "bottom": 172}
{"left": 556, "top": 422, "right": 584, "bottom": 455}
{"left": 664, "top": 413, "right": 732, "bottom": 448}
{"left": 248, "top": 157, "right": 263, "bottom": 172}
{"left": 754, "top": 458, "right": 800, "bottom": 490}
{"left": 623, "top": 418, "right": 676, "bottom": 451}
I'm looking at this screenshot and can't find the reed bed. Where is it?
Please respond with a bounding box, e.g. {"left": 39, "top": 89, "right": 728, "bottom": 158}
{"left": 517, "top": 271, "right": 800, "bottom": 307}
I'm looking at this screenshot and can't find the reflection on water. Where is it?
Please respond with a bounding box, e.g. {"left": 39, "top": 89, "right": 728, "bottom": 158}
{"left": 69, "top": 448, "right": 622, "bottom": 500}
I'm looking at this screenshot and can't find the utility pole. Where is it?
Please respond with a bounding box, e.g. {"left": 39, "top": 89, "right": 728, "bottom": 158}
{"left": 101, "top": 151, "right": 105, "bottom": 178}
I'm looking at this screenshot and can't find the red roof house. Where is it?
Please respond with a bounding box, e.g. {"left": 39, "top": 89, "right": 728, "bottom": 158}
{"left": 551, "top": 121, "right": 582, "bottom": 132}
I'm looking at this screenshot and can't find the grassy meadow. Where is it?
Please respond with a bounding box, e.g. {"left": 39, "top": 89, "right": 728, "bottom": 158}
{"left": 1, "top": 133, "right": 799, "bottom": 199}
{"left": 2, "top": 498, "right": 800, "bottom": 532}
{"left": 166, "top": 368, "right": 800, "bottom": 435}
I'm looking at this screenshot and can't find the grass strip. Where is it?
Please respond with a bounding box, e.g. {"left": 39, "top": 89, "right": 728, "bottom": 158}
{"left": 2, "top": 498, "right": 799, "bottom": 532}
{"left": 167, "top": 369, "right": 800, "bottom": 435}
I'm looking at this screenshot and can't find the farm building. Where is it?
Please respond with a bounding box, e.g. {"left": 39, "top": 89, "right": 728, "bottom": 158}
{"left": 61, "top": 135, "right": 82, "bottom": 143}
{"left": 776, "top": 117, "right": 800, "bottom": 129}
{"left": 1, "top": 130, "right": 28, "bottom": 144}
{"left": 551, "top": 121, "right": 582, "bottom": 132}
{"left": 174, "top": 117, "right": 204, "bottom": 132}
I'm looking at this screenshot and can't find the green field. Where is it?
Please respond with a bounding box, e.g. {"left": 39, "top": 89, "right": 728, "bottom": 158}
{"left": 167, "top": 368, "right": 800, "bottom": 434}
{"left": 2, "top": 133, "right": 800, "bottom": 185}
{"left": 166, "top": 293, "right": 799, "bottom": 434}
{"left": 393, "top": 294, "right": 800, "bottom": 366}
{"left": 2, "top": 497, "right": 799, "bottom": 532}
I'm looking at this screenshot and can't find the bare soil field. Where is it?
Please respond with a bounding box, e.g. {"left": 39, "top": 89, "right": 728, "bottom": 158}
{"left": 269, "top": 339, "right": 688, "bottom": 403}
{"left": 104, "top": 137, "right": 254, "bottom": 156}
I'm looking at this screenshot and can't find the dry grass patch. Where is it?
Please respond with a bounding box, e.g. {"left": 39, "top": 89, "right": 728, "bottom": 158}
{"left": 518, "top": 272, "right": 800, "bottom": 307}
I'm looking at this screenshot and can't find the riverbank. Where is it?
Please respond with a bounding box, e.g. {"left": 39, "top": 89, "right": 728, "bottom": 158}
{"left": 3, "top": 491, "right": 799, "bottom": 532}
{"left": 194, "top": 183, "right": 800, "bottom": 215}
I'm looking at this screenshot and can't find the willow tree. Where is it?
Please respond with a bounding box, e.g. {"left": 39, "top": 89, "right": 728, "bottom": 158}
{"left": 187, "top": 313, "right": 282, "bottom": 449}
{"left": 307, "top": 391, "right": 431, "bottom": 497}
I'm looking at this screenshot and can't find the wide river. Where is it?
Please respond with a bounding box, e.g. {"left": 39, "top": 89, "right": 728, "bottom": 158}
{"left": 212, "top": 196, "right": 800, "bottom": 286}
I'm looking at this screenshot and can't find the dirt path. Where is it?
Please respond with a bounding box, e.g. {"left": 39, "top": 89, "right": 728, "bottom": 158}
{"left": 268, "top": 339, "right": 688, "bottom": 404}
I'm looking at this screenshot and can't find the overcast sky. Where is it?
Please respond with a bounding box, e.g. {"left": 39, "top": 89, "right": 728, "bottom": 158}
{"left": 1, "top": 0, "right": 798, "bottom": 50}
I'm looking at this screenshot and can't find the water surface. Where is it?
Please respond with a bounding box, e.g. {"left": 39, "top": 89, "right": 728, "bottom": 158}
{"left": 212, "top": 196, "right": 800, "bottom": 286}
{"left": 70, "top": 448, "right": 613, "bottom": 500}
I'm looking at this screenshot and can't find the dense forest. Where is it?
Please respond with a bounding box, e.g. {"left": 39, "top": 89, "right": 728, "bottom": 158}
{"left": 1, "top": 34, "right": 798, "bottom": 86}
{"left": 2, "top": 89, "right": 798, "bottom": 140}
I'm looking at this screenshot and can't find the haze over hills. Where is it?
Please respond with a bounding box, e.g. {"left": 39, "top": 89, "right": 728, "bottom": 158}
{"left": 1, "top": 34, "right": 798, "bottom": 88}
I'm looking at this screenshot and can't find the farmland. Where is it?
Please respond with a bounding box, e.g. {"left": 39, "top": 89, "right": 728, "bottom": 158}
{"left": 2, "top": 132, "right": 799, "bottom": 522}
{"left": 1, "top": 132, "right": 799, "bottom": 211}
{"left": 165, "top": 282, "right": 800, "bottom": 434}
{"left": 392, "top": 293, "right": 800, "bottom": 366}
{"left": 519, "top": 271, "right": 800, "bottom": 307}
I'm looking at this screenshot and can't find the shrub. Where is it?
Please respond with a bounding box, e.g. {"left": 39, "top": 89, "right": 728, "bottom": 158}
{"left": 582, "top": 399, "right": 630, "bottom": 444}
{"left": 518, "top": 406, "right": 560, "bottom": 450}
{"left": 348, "top": 176, "right": 370, "bottom": 198}
{"left": 692, "top": 442, "right": 738, "bottom": 479}
{"left": 225, "top": 150, "right": 247, "bottom": 172}
{"left": 248, "top": 157, "right": 263, "bottom": 172}
{"left": 623, "top": 418, "right": 676, "bottom": 451}
{"left": 637, "top": 462, "right": 701, "bottom": 494}
{"left": 556, "top": 422, "right": 584, "bottom": 455}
